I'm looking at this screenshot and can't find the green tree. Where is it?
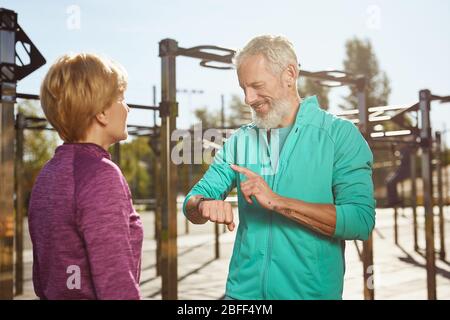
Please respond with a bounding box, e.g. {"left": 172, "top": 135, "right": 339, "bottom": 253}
{"left": 298, "top": 78, "right": 330, "bottom": 110}
{"left": 340, "top": 38, "right": 396, "bottom": 206}
{"left": 340, "top": 37, "right": 391, "bottom": 110}
{"left": 118, "top": 137, "right": 153, "bottom": 199}
{"left": 193, "top": 107, "right": 221, "bottom": 128}
{"left": 17, "top": 100, "right": 59, "bottom": 209}
{"left": 227, "top": 95, "right": 252, "bottom": 127}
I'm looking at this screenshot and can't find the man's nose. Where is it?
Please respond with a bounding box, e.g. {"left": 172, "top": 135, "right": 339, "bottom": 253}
{"left": 244, "top": 88, "right": 258, "bottom": 106}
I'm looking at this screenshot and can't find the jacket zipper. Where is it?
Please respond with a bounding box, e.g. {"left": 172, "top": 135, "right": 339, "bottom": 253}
{"left": 261, "top": 126, "right": 300, "bottom": 299}
{"left": 262, "top": 139, "right": 274, "bottom": 300}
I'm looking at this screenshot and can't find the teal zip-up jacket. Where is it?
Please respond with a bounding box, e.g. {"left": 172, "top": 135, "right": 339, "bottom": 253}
{"left": 183, "top": 96, "right": 375, "bottom": 300}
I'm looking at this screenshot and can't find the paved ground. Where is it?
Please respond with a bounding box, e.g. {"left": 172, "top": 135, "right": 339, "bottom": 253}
{"left": 14, "top": 204, "right": 450, "bottom": 300}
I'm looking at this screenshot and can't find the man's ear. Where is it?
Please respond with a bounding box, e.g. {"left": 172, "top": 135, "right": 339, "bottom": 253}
{"left": 95, "top": 110, "right": 108, "bottom": 126}
{"left": 285, "top": 64, "right": 297, "bottom": 87}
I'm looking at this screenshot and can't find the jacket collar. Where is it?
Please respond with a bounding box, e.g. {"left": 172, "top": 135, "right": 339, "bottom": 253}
{"left": 57, "top": 142, "right": 112, "bottom": 160}
{"left": 295, "top": 95, "right": 321, "bottom": 127}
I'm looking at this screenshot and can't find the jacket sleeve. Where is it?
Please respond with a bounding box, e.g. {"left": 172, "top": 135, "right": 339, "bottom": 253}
{"left": 32, "top": 251, "right": 44, "bottom": 299}
{"left": 182, "top": 132, "right": 238, "bottom": 216}
{"left": 77, "top": 163, "right": 141, "bottom": 300}
{"left": 332, "top": 120, "right": 376, "bottom": 241}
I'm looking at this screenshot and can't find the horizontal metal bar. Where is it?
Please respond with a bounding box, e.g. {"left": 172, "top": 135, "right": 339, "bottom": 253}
{"left": 370, "top": 138, "right": 418, "bottom": 145}
{"left": 334, "top": 103, "right": 419, "bottom": 118}
{"left": 127, "top": 124, "right": 156, "bottom": 130}
{"left": 21, "top": 117, "right": 158, "bottom": 135}
{"left": 16, "top": 93, "right": 158, "bottom": 110}
{"left": 298, "top": 70, "right": 361, "bottom": 86}
{"left": 133, "top": 198, "right": 156, "bottom": 205}
{"left": 128, "top": 103, "right": 159, "bottom": 111}
{"left": 25, "top": 116, "right": 46, "bottom": 121}
{"left": 370, "top": 103, "right": 418, "bottom": 113}
{"left": 17, "top": 93, "right": 40, "bottom": 100}
{"left": 431, "top": 95, "right": 450, "bottom": 103}
{"left": 177, "top": 45, "right": 235, "bottom": 64}
{"left": 23, "top": 126, "right": 53, "bottom": 131}
{"left": 370, "top": 130, "right": 413, "bottom": 138}
{"left": 335, "top": 109, "right": 359, "bottom": 116}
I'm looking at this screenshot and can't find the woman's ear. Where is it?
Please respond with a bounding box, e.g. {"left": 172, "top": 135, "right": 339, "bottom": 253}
{"left": 95, "top": 110, "right": 108, "bottom": 126}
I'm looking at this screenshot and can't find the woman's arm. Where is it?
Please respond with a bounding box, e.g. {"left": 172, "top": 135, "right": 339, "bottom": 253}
{"left": 77, "top": 163, "right": 142, "bottom": 300}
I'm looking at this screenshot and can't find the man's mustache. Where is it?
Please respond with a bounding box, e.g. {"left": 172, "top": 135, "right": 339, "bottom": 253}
{"left": 250, "top": 100, "right": 269, "bottom": 109}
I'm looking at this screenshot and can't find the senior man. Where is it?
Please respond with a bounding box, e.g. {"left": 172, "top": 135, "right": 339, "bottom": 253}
{"left": 183, "top": 35, "right": 375, "bottom": 300}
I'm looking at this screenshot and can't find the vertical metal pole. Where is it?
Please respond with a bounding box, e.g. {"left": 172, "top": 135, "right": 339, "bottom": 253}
{"left": 444, "top": 125, "right": 449, "bottom": 207}
{"left": 221, "top": 94, "right": 227, "bottom": 234}
{"left": 183, "top": 162, "right": 189, "bottom": 234}
{"left": 356, "top": 77, "right": 368, "bottom": 137}
{"left": 411, "top": 147, "right": 419, "bottom": 252}
{"left": 357, "top": 77, "right": 367, "bottom": 138}
{"left": 182, "top": 159, "right": 191, "bottom": 234}
{"left": 0, "top": 83, "right": 16, "bottom": 300}
{"left": 400, "top": 179, "right": 405, "bottom": 216}
{"left": 392, "top": 145, "right": 399, "bottom": 245}
{"left": 419, "top": 89, "right": 436, "bottom": 300}
{"left": 394, "top": 206, "right": 398, "bottom": 245}
{"left": 153, "top": 85, "right": 157, "bottom": 127}
{"left": 221, "top": 94, "right": 225, "bottom": 129}
{"left": 184, "top": 217, "right": 189, "bottom": 234}
{"left": 0, "top": 10, "right": 17, "bottom": 299}
{"left": 153, "top": 135, "right": 162, "bottom": 277}
{"left": 159, "top": 39, "right": 178, "bottom": 300}
{"left": 213, "top": 94, "right": 226, "bottom": 258}
{"left": 152, "top": 85, "right": 162, "bottom": 277}
{"left": 356, "top": 77, "right": 374, "bottom": 299}
{"left": 14, "top": 113, "right": 25, "bottom": 296}
{"left": 435, "top": 132, "right": 446, "bottom": 260}
{"left": 184, "top": 215, "right": 189, "bottom": 235}
{"left": 444, "top": 126, "right": 450, "bottom": 240}
{"left": 363, "top": 234, "right": 374, "bottom": 300}
{"left": 112, "top": 142, "right": 121, "bottom": 166}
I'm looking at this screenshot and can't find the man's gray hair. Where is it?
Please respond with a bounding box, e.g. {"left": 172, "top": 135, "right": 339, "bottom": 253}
{"left": 234, "top": 35, "right": 299, "bottom": 75}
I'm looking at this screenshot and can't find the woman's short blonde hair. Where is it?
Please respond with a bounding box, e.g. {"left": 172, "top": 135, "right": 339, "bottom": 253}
{"left": 40, "top": 53, "right": 128, "bottom": 142}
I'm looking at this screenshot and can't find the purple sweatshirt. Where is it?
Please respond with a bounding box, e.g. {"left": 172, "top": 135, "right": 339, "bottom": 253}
{"left": 28, "top": 143, "right": 143, "bottom": 300}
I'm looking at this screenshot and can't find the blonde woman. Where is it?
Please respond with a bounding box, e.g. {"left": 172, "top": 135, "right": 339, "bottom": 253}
{"left": 28, "top": 53, "right": 143, "bottom": 300}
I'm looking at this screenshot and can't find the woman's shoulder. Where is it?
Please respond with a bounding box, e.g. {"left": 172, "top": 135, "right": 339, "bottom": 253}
{"left": 73, "top": 150, "right": 124, "bottom": 188}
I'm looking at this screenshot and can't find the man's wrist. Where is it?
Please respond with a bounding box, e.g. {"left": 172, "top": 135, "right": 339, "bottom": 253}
{"left": 186, "top": 196, "right": 213, "bottom": 224}
{"left": 270, "top": 194, "right": 285, "bottom": 210}
{"left": 197, "top": 197, "right": 215, "bottom": 212}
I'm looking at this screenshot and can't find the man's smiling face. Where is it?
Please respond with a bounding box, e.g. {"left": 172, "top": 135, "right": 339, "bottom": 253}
{"left": 237, "top": 54, "right": 291, "bottom": 128}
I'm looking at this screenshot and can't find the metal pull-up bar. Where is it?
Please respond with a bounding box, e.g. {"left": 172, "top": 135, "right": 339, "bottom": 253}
{"left": 0, "top": 8, "right": 46, "bottom": 299}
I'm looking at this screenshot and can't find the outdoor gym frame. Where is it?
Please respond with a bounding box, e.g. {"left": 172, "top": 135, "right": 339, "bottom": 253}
{"left": 336, "top": 89, "right": 450, "bottom": 299}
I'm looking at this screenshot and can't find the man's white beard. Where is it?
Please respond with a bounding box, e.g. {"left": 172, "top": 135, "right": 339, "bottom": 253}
{"left": 251, "top": 98, "right": 291, "bottom": 129}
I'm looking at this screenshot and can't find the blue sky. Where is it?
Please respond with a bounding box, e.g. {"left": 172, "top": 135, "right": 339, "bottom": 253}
{"left": 4, "top": 0, "right": 450, "bottom": 141}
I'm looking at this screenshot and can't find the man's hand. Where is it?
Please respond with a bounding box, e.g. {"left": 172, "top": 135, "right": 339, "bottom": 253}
{"left": 231, "top": 164, "right": 281, "bottom": 210}
{"left": 231, "top": 164, "right": 336, "bottom": 236}
{"left": 199, "top": 200, "right": 235, "bottom": 231}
